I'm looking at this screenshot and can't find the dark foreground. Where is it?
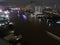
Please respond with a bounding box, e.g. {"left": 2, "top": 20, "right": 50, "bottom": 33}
{"left": 0, "top": 15, "right": 60, "bottom": 45}
{"left": 13, "top": 18, "right": 60, "bottom": 45}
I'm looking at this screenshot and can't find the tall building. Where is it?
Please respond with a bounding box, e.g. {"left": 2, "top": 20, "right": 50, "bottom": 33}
{"left": 35, "top": 6, "right": 44, "bottom": 13}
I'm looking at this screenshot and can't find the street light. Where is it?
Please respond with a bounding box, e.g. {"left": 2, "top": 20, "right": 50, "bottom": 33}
{"left": 0, "top": 9, "right": 2, "bottom": 12}
{"left": 4, "top": 10, "right": 10, "bottom": 14}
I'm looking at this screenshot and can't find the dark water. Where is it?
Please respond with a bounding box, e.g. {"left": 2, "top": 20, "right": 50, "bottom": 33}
{"left": 13, "top": 19, "right": 60, "bottom": 45}
{"left": 9, "top": 13, "right": 60, "bottom": 45}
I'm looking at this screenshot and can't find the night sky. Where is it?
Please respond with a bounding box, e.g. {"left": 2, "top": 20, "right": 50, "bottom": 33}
{"left": 0, "top": 0, "right": 60, "bottom": 6}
